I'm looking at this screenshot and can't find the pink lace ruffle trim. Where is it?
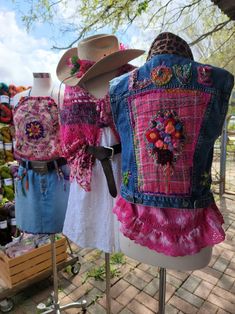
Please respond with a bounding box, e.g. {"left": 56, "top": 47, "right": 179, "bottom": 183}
{"left": 113, "top": 196, "right": 225, "bottom": 257}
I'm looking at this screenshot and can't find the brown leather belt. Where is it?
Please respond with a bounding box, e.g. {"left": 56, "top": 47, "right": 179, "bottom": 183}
{"left": 87, "top": 144, "right": 121, "bottom": 197}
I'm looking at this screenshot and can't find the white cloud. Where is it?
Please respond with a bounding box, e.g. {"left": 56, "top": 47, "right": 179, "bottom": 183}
{"left": 0, "top": 10, "right": 62, "bottom": 87}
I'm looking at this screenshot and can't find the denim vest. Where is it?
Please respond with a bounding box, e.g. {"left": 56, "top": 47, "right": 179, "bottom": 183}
{"left": 110, "top": 54, "right": 234, "bottom": 210}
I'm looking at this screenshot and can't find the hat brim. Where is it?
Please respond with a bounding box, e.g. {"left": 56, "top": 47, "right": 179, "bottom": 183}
{"left": 58, "top": 49, "right": 145, "bottom": 86}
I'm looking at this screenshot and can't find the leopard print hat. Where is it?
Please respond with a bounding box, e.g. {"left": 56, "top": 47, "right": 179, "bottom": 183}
{"left": 147, "top": 32, "right": 194, "bottom": 61}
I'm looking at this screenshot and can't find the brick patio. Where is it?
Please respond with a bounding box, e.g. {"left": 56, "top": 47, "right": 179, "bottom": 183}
{"left": 0, "top": 194, "right": 235, "bottom": 313}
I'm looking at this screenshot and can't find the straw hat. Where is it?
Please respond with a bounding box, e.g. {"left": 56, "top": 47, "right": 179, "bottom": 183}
{"left": 56, "top": 34, "right": 145, "bottom": 86}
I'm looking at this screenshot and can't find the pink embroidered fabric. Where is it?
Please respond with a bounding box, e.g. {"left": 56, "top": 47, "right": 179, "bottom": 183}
{"left": 13, "top": 96, "right": 62, "bottom": 161}
{"left": 113, "top": 196, "right": 225, "bottom": 256}
{"left": 60, "top": 63, "right": 134, "bottom": 191}
{"left": 128, "top": 89, "right": 211, "bottom": 195}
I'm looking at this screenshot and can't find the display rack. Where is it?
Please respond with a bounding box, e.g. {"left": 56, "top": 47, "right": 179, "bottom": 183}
{"left": 0, "top": 237, "right": 81, "bottom": 313}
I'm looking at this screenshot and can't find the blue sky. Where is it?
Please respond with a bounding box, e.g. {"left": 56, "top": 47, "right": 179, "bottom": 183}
{"left": 0, "top": 0, "right": 149, "bottom": 87}
{"left": 0, "top": 0, "right": 66, "bottom": 48}
{"left": 0, "top": 0, "right": 206, "bottom": 87}
{"left": 0, "top": 0, "right": 64, "bottom": 86}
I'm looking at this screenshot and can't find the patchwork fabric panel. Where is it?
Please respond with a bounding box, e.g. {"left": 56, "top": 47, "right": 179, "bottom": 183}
{"left": 14, "top": 96, "right": 62, "bottom": 161}
{"left": 128, "top": 89, "right": 212, "bottom": 195}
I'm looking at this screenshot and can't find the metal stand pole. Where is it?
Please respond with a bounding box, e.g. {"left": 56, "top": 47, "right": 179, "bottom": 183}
{"left": 158, "top": 267, "right": 166, "bottom": 314}
{"left": 220, "top": 119, "right": 228, "bottom": 196}
{"left": 105, "top": 253, "right": 111, "bottom": 314}
{"left": 38, "top": 234, "right": 86, "bottom": 314}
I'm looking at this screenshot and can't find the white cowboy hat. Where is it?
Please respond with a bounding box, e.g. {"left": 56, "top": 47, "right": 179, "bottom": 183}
{"left": 56, "top": 34, "right": 145, "bottom": 86}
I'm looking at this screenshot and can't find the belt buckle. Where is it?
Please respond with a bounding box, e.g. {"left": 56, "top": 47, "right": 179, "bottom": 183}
{"left": 31, "top": 161, "right": 48, "bottom": 174}
{"left": 104, "top": 146, "right": 114, "bottom": 160}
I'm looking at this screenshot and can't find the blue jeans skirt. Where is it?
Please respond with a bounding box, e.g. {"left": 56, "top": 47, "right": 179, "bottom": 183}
{"left": 15, "top": 164, "right": 70, "bottom": 234}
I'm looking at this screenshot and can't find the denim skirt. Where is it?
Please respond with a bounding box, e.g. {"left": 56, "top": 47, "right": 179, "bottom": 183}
{"left": 15, "top": 165, "right": 70, "bottom": 234}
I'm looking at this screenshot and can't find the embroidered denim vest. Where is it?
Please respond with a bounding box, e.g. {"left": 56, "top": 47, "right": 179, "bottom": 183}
{"left": 110, "top": 54, "right": 234, "bottom": 210}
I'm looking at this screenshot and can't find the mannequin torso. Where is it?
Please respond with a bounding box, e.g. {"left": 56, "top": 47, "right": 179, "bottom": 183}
{"left": 12, "top": 73, "right": 57, "bottom": 106}
{"left": 83, "top": 71, "right": 212, "bottom": 269}
{"left": 120, "top": 236, "right": 212, "bottom": 271}
{"left": 30, "top": 73, "right": 53, "bottom": 97}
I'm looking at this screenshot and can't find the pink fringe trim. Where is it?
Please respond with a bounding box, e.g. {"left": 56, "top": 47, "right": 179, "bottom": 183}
{"left": 113, "top": 196, "right": 225, "bottom": 257}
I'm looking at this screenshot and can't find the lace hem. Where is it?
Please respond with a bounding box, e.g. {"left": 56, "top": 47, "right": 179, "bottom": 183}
{"left": 113, "top": 196, "right": 225, "bottom": 257}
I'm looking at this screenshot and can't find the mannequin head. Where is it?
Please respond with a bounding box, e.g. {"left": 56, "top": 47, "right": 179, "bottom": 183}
{"left": 147, "top": 32, "right": 194, "bottom": 61}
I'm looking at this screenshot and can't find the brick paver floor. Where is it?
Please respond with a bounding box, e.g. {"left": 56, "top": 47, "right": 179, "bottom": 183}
{"left": 0, "top": 194, "right": 234, "bottom": 313}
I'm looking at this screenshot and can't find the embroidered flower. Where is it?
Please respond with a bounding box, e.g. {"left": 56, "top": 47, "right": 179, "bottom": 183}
{"left": 25, "top": 121, "right": 44, "bottom": 140}
{"left": 173, "top": 63, "right": 192, "bottom": 85}
{"left": 151, "top": 65, "right": 172, "bottom": 86}
{"left": 145, "top": 110, "right": 186, "bottom": 166}
{"left": 197, "top": 65, "right": 213, "bottom": 86}
{"left": 146, "top": 130, "right": 159, "bottom": 143}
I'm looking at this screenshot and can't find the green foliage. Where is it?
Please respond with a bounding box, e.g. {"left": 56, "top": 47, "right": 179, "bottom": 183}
{"left": 82, "top": 252, "right": 124, "bottom": 283}
{"left": 82, "top": 264, "right": 121, "bottom": 283}
{"left": 110, "top": 252, "right": 126, "bottom": 264}
{"left": 137, "top": 1, "right": 149, "bottom": 15}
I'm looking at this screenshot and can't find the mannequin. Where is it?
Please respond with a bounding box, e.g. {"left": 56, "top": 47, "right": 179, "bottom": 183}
{"left": 57, "top": 34, "right": 144, "bottom": 313}
{"left": 12, "top": 72, "right": 86, "bottom": 313}
{"left": 13, "top": 72, "right": 70, "bottom": 235}
{"left": 58, "top": 34, "right": 144, "bottom": 253}
{"left": 109, "top": 32, "right": 233, "bottom": 272}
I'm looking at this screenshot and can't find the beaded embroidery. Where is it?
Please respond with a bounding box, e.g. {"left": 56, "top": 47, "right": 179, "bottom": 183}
{"left": 197, "top": 65, "right": 213, "bottom": 86}
{"left": 173, "top": 63, "right": 192, "bottom": 85}
{"left": 145, "top": 109, "right": 185, "bottom": 167}
{"left": 129, "top": 69, "right": 152, "bottom": 90}
{"left": 151, "top": 65, "right": 172, "bottom": 86}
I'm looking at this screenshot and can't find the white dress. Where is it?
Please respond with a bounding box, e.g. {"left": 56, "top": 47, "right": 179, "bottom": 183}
{"left": 62, "top": 127, "right": 121, "bottom": 253}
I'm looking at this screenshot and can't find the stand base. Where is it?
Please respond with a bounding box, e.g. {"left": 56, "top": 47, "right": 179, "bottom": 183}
{"left": 38, "top": 298, "right": 87, "bottom": 314}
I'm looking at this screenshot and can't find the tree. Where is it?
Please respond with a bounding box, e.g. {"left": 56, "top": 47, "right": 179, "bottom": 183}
{"left": 13, "top": 0, "right": 235, "bottom": 70}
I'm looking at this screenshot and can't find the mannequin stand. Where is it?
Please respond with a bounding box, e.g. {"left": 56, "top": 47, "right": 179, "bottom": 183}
{"left": 105, "top": 253, "right": 111, "bottom": 314}
{"left": 39, "top": 234, "right": 87, "bottom": 314}
{"left": 159, "top": 267, "right": 166, "bottom": 314}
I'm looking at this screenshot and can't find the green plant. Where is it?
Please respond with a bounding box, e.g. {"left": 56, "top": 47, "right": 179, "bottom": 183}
{"left": 110, "top": 252, "right": 126, "bottom": 265}
{"left": 82, "top": 264, "right": 121, "bottom": 283}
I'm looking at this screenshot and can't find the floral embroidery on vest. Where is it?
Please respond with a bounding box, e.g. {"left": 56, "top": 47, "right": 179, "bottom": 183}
{"left": 145, "top": 109, "right": 185, "bottom": 167}
{"left": 173, "top": 63, "right": 192, "bottom": 85}
{"left": 151, "top": 65, "right": 172, "bottom": 86}
{"left": 197, "top": 65, "right": 213, "bottom": 86}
